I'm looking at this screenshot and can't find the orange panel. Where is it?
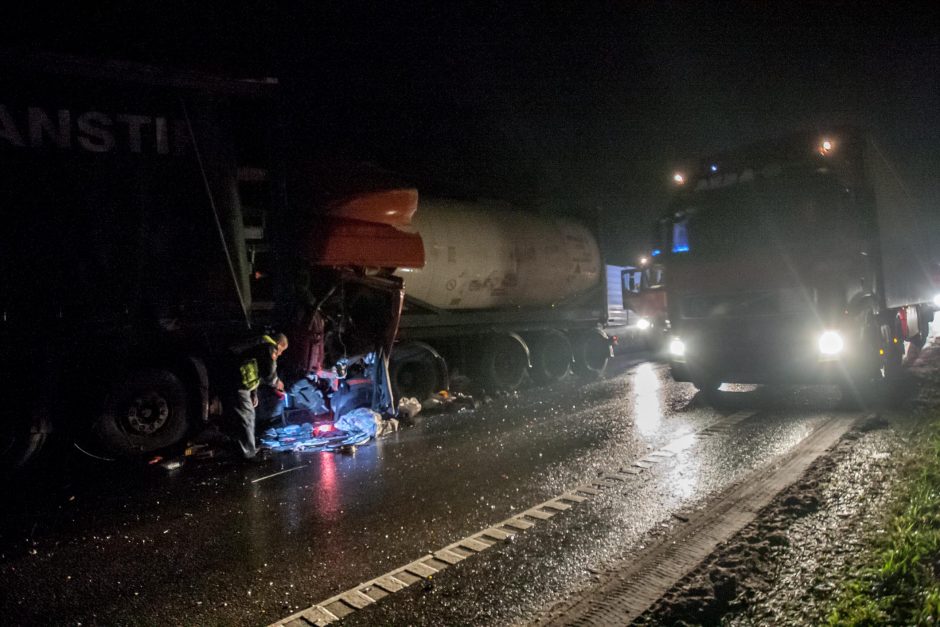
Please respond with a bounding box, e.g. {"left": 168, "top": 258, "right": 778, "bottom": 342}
{"left": 327, "top": 189, "right": 419, "bottom": 227}
{"left": 307, "top": 218, "right": 425, "bottom": 269}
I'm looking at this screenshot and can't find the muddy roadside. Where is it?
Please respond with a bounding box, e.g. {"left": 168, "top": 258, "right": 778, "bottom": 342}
{"left": 635, "top": 340, "right": 940, "bottom": 626}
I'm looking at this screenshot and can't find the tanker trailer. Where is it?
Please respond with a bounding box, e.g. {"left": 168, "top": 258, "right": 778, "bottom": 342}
{"left": 391, "top": 198, "right": 613, "bottom": 400}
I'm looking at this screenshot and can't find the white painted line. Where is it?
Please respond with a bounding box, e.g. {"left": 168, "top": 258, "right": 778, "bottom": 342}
{"left": 403, "top": 559, "right": 438, "bottom": 577}
{"left": 250, "top": 464, "right": 306, "bottom": 484}
{"left": 300, "top": 606, "right": 337, "bottom": 625}
{"left": 524, "top": 508, "right": 556, "bottom": 520}
{"left": 340, "top": 590, "right": 374, "bottom": 610}
{"left": 455, "top": 537, "right": 492, "bottom": 552}
{"left": 267, "top": 408, "right": 762, "bottom": 626}
{"left": 434, "top": 549, "right": 466, "bottom": 564}
{"left": 502, "top": 517, "right": 536, "bottom": 531}
{"left": 479, "top": 527, "right": 514, "bottom": 541}
{"left": 576, "top": 486, "right": 603, "bottom": 495}
{"left": 371, "top": 575, "right": 408, "bottom": 593}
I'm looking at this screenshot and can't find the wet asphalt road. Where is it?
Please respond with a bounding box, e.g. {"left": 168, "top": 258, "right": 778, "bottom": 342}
{"left": 0, "top": 353, "right": 853, "bottom": 626}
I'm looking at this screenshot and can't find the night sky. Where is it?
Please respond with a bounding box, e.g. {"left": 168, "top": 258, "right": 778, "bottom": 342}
{"left": 4, "top": 2, "right": 939, "bottom": 262}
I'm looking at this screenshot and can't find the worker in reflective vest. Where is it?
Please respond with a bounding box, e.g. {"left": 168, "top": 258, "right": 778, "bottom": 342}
{"left": 226, "top": 333, "right": 288, "bottom": 460}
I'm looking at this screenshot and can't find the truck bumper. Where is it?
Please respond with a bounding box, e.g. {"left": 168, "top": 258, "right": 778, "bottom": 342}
{"left": 667, "top": 323, "right": 871, "bottom": 385}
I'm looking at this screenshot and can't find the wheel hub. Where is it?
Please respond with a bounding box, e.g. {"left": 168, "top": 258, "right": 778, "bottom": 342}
{"left": 126, "top": 393, "right": 170, "bottom": 435}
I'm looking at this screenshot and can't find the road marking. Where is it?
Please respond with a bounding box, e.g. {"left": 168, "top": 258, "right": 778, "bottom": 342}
{"left": 251, "top": 465, "right": 307, "bottom": 484}
{"left": 403, "top": 558, "right": 438, "bottom": 577}
{"left": 457, "top": 537, "right": 493, "bottom": 552}
{"left": 541, "top": 413, "right": 862, "bottom": 626}
{"left": 480, "top": 527, "right": 514, "bottom": 541}
{"left": 266, "top": 409, "right": 758, "bottom": 626}
{"left": 525, "top": 508, "right": 557, "bottom": 520}
{"left": 532, "top": 414, "right": 862, "bottom": 627}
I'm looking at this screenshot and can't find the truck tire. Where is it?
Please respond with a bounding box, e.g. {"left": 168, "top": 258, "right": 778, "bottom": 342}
{"left": 692, "top": 377, "right": 722, "bottom": 404}
{"left": 846, "top": 313, "right": 904, "bottom": 407}
{"left": 909, "top": 305, "right": 931, "bottom": 350}
{"left": 571, "top": 329, "right": 611, "bottom": 380}
{"left": 389, "top": 341, "right": 449, "bottom": 402}
{"left": 693, "top": 378, "right": 721, "bottom": 393}
{"left": 94, "top": 369, "right": 190, "bottom": 457}
{"left": 475, "top": 333, "right": 530, "bottom": 392}
{"left": 879, "top": 318, "right": 905, "bottom": 403}
{"left": 526, "top": 330, "right": 572, "bottom": 385}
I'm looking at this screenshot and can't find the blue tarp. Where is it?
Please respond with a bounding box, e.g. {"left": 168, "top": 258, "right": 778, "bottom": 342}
{"left": 259, "top": 408, "right": 380, "bottom": 453}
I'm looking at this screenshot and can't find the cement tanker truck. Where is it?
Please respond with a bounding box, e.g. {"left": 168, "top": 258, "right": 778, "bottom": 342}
{"left": 390, "top": 199, "right": 613, "bottom": 399}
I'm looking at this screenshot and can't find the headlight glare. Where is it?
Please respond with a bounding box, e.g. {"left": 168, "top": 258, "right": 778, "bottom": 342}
{"left": 669, "top": 338, "right": 686, "bottom": 357}
{"left": 818, "top": 330, "right": 844, "bottom": 356}
{"left": 636, "top": 318, "right": 651, "bottom": 330}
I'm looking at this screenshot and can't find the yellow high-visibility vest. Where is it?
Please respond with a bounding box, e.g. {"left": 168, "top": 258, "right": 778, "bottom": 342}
{"left": 237, "top": 335, "right": 279, "bottom": 391}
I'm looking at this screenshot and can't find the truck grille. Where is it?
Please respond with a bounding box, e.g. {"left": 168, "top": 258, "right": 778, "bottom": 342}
{"left": 682, "top": 288, "right": 805, "bottom": 319}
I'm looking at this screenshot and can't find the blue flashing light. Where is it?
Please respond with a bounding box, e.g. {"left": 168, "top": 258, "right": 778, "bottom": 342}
{"left": 672, "top": 219, "right": 690, "bottom": 254}
{"left": 709, "top": 164, "right": 718, "bottom": 173}
{"left": 651, "top": 248, "right": 661, "bottom": 257}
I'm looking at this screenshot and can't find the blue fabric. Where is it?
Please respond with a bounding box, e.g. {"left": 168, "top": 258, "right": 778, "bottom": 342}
{"left": 334, "top": 408, "right": 378, "bottom": 438}
{"left": 258, "top": 408, "right": 380, "bottom": 453}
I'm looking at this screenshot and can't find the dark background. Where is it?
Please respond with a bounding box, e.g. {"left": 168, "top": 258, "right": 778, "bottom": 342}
{"left": 3, "top": 1, "right": 938, "bottom": 263}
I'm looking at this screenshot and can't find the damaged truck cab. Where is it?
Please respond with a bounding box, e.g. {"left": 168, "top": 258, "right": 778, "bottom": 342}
{"left": 0, "top": 52, "right": 422, "bottom": 467}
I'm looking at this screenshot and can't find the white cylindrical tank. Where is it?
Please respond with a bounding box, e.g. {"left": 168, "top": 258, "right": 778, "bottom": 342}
{"left": 397, "top": 199, "right": 602, "bottom": 310}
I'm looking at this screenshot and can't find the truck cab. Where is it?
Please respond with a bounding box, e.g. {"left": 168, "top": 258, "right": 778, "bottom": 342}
{"left": 621, "top": 263, "right": 669, "bottom": 350}
{"left": 657, "top": 130, "right": 937, "bottom": 399}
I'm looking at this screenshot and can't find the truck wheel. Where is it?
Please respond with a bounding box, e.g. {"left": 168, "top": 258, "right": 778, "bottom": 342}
{"left": 94, "top": 369, "right": 190, "bottom": 457}
{"left": 476, "top": 333, "right": 530, "bottom": 392}
{"left": 852, "top": 315, "right": 904, "bottom": 405}
{"left": 909, "top": 305, "right": 933, "bottom": 349}
{"left": 571, "top": 329, "right": 612, "bottom": 380}
{"left": 693, "top": 378, "right": 721, "bottom": 393}
{"left": 880, "top": 320, "right": 904, "bottom": 383}
{"left": 526, "top": 331, "right": 572, "bottom": 385}
{"left": 389, "top": 341, "right": 449, "bottom": 402}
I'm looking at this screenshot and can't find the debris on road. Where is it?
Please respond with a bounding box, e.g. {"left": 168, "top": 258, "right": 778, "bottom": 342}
{"left": 398, "top": 396, "right": 422, "bottom": 419}
{"left": 257, "top": 408, "right": 398, "bottom": 454}
{"left": 420, "top": 390, "right": 478, "bottom": 414}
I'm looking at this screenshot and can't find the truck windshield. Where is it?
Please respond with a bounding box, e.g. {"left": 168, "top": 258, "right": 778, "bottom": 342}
{"left": 667, "top": 170, "right": 858, "bottom": 257}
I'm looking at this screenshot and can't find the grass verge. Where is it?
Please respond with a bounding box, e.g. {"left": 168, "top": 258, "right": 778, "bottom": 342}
{"left": 826, "top": 411, "right": 940, "bottom": 625}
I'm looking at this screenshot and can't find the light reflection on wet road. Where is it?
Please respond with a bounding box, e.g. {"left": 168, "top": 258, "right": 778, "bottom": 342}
{"left": 0, "top": 354, "right": 848, "bottom": 626}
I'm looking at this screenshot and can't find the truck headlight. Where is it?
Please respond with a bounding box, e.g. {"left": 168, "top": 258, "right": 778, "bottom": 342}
{"left": 933, "top": 293, "right": 940, "bottom": 308}
{"left": 818, "top": 330, "right": 844, "bottom": 356}
{"left": 669, "top": 338, "right": 686, "bottom": 357}
{"left": 636, "top": 318, "right": 651, "bottom": 330}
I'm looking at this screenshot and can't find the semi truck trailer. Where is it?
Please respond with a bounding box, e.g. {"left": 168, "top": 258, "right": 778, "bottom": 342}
{"left": 390, "top": 198, "right": 614, "bottom": 400}
{"left": 0, "top": 52, "right": 423, "bottom": 468}
{"left": 656, "top": 129, "right": 939, "bottom": 400}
